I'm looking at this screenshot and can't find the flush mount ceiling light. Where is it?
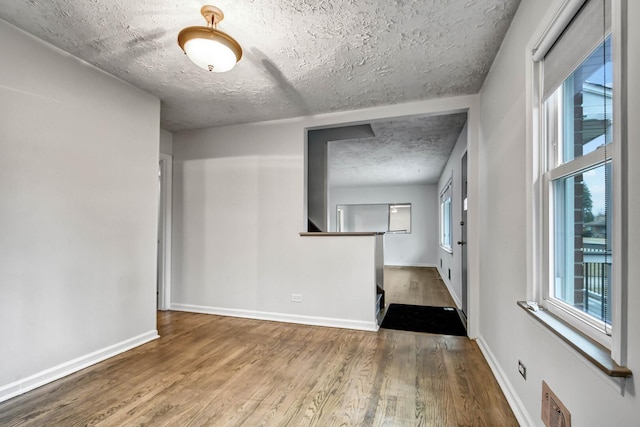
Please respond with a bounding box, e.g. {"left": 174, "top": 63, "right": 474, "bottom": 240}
{"left": 178, "top": 5, "right": 242, "bottom": 73}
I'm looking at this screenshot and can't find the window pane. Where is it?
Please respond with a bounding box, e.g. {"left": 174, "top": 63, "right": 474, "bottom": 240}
{"left": 441, "top": 196, "right": 452, "bottom": 249}
{"left": 552, "top": 163, "right": 611, "bottom": 324}
{"left": 389, "top": 204, "right": 411, "bottom": 233}
{"left": 337, "top": 204, "right": 389, "bottom": 232}
{"left": 560, "top": 36, "right": 612, "bottom": 164}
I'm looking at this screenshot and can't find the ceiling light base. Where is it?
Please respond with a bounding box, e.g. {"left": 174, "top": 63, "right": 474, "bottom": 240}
{"left": 201, "top": 5, "right": 224, "bottom": 26}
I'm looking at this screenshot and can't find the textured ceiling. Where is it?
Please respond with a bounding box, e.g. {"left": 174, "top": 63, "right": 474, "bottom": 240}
{"left": 328, "top": 113, "right": 467, "bottom": 187}
{"left": 0, "top": 0, "right": 520, "bottom": 131}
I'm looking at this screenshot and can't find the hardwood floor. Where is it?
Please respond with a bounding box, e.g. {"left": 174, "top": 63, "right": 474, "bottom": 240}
{"left": 0, "top": 309, "right": 517, "bottom": 425}
{"left": 384, "top": 266, "right": 456, "bottom": 307}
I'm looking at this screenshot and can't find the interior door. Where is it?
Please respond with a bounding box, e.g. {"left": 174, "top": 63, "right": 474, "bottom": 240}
{"left": 460, "top": 152, "right": 468, "bottom": 317}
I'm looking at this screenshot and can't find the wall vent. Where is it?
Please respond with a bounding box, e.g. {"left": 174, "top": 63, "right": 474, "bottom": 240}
{"left": 541, "top": 381, "right": 571, "bottom": 427}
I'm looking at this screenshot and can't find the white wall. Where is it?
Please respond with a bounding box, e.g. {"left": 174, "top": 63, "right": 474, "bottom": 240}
{"left": 172, "top": 96, "right": 478, "bottom": 331}
{"left": 329, "top": 184, "right": 438, "bottom": 267}
{"left": 171, "top": 131, "right": 378, "bottom": 329}
{"left": 476, "top": 0, "right": 640, "bottom": 425}
{"left": 0, "top": 20, "right": 160, "bottom": 401}
{"left": 160, "top": 129, "right": 173, "bottom": 155}
{"left": 437, "top": 122, "right": 468, "bottom": 308}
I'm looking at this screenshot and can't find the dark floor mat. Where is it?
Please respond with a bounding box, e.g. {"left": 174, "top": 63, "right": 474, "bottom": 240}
{"left": 380, "top": 304, "right": 467, "bottom": 336}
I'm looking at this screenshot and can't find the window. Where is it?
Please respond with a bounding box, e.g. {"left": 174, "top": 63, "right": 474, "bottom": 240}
{"left": 388, "top": 204, "right": 411, "bottom": 233}
{"left": 546, "top": 36, "right": 613, "bottom": 340}
{"left": 440, "top": 179, "right": 452, "bottom": 252}
{"left": 336, "top": 203, "right": 411, "bottom": 233}
{"left": 534, "top": 0, "right": 623, "bottom": 354}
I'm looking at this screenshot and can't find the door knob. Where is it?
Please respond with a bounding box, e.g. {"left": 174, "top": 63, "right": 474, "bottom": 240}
{"left": 457, "top": 241, "right": 465, "bottom": 245}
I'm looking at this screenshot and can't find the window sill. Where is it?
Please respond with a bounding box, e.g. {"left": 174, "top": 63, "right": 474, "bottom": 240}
{"left": 517, "top": 301, "right": 631, "bottom": 378}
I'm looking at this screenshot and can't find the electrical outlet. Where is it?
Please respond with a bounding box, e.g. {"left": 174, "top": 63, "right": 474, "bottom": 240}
{"left": 518, "top": 360, "right": 526, "bottom": 380}
{"left": 291, "top": 294, "right": 302, "bottom": 303}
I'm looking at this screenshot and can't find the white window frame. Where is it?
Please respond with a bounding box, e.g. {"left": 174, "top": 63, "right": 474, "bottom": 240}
{"left": 388, "top": 203, "right": 412, "bottom": 234}
{"left": 528, "top": 0, "right": 627, "bottom": 364}
{"left": 440, "top": 178, "right": 453, "bottom": 253}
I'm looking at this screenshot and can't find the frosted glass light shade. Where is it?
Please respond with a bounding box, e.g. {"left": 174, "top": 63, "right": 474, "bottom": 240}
{"left": 178, "top": 25, "right": 242, "bottom": 73}
{"left": 184, "top": 36, "right": 237, "bottom": 72}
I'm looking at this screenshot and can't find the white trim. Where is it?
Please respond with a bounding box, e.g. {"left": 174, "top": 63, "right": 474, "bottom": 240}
{"left": 384, "top": 262, "right": 438, "bottom": 268}
{"left": 609, "top": 0, "right": 627, "bottom": 365}
{"left": 439, "top": 176, "right": 454, "bottom": 252}
{"left": 439, "top": 176, "right": 453, "bottom": 197}
{"left": 546, "top": 145, "right": 610, "bottom": 181}
{"left": 466, "top": 96, "right": 481, "bottom": 339}
{"left": 476, "top": 335, "right": 535, "bottom": 427}
{"left": 170, "top": 303, "right": 379, "bottom": 332}
{"left": 158, "top": 153, "right": 173, "bottom": 311}
{"left": 525, "top": 0, "right": 545, "bottom": 304}
{"left": 437, "top": 267, "right": 463, "bottom": 309}
{"left": 0, "top": 330, "right": 159, "bottom": 403}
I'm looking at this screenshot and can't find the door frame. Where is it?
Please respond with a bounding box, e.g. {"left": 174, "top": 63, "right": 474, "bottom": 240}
{"left": 460, "top": 151, "right": 468, "bottom": 317}
{"left": 158, "top": 153, "right": 173, "bottom": 311}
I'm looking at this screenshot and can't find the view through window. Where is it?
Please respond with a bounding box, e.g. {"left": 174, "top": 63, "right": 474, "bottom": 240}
{"left": 544, "top": 32, "right": 613, "bottom": 333}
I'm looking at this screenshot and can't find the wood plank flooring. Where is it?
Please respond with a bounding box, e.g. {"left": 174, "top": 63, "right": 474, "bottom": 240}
{"left": 384, "top": 266, "right": 456, "bottom": 307}
{"left": 1, "top": 267, "right": 517, "bottom": 426}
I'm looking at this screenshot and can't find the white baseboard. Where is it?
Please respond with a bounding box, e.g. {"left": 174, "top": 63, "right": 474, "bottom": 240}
{"left": 476, "top": 334, "right": 534, "bottom": 427}
{"left": 171, "top": 303, "right": 379, "bottom": 332}
{"left": 384, "top": 263, "right": 438, "bottom": 268}
{"left": 445, "top": 284, "right": 462, "bottom": 309}
{"left": 0, "top": 330, "right": 159, "bottom": 404}
{"left": 435, "top": 267, "right": 462, "bottom": 309}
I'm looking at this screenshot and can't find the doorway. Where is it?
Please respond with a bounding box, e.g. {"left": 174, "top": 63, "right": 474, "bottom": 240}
{"left": 157, "top": 153, "right": 172, "bottom": 311}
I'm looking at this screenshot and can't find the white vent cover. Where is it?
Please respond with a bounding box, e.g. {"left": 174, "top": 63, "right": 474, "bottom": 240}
{"left": 542, "top": 381, "right": 571, "bottom": 427}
